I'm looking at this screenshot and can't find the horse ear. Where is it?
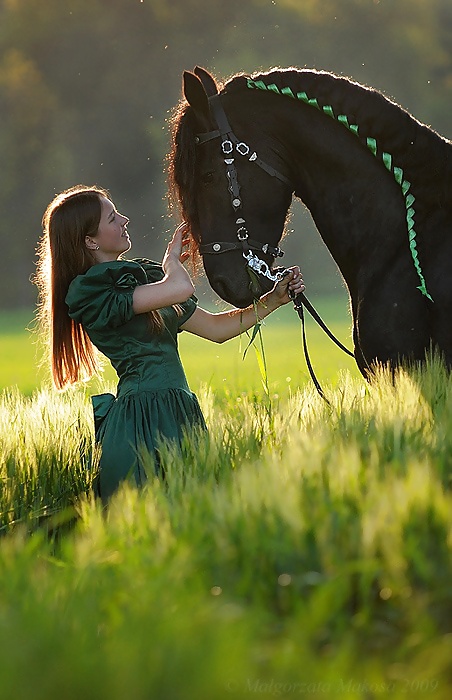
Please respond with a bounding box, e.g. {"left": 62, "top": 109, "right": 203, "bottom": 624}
{"left": 183, "top": 70, "right": 211, "bottom": 128}
{"left": 193, "top": 66, "right": 218, "bottom": 97}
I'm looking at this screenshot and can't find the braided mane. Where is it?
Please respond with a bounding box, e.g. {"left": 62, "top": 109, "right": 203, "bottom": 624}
{"left": 168, "top": 67, "right": 450, "bottom": 267}
{"left": 226, "top": 67, "right": 449, "bottom": 159}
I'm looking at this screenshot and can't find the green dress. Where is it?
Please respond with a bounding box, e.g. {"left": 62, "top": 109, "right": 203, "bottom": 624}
{"left": 66, "top": 258, "right": 206, "bottom": 500}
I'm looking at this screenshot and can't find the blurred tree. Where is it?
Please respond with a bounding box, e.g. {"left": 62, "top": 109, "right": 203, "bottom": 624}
{"left": 273, "top": 0, "right": 452, "bottom": 131}
{"left": 0, "top": 0, "right": 451, "bottom": 308}
{"left": 0, "top": 46, "right": 70, "bottom": 305}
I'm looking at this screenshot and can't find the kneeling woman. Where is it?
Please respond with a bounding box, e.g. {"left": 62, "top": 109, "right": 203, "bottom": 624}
{"left": 36, "top": 185, "right": 305, "bottom": 500}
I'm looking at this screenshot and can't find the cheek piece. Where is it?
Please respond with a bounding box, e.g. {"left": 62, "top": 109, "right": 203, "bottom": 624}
{"left": 195, "top": 93, "right": 291, "bottom": 284}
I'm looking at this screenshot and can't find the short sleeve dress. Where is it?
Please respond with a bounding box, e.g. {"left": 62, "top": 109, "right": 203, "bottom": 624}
{"left": 66, "top": 257, "right": 206, "bottom": 500}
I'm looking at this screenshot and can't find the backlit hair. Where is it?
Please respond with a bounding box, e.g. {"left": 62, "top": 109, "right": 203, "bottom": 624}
{"left": 35, "top": 185, "right": 166, "bottom": 389}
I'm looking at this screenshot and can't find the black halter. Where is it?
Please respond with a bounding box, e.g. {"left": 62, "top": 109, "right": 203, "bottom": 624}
{"left": 194, "top": 92, "right": 354, "bottom": 403}
{"left": 195, "top": 94, "right": 294, "bottom": 283}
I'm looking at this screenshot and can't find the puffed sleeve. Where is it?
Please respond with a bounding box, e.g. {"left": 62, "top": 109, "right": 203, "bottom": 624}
{"left": 66, "top": 260, "right": 148, "bottom": 330}
{"left": 177, "top": 295, "right": 198, "bottom": 328}
{"left": 133, "top": 258, "right": 165, "bottom": 283}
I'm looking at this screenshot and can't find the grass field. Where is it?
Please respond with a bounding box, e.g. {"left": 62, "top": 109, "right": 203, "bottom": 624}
{"left": 0, "top": 301, "right": 451, "bottom": 699}
{"left": 0, "top": 295, "right": 359, "bottom": 396}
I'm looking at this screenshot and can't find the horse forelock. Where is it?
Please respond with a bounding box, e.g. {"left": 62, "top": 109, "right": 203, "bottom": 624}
{"left": 168, "top": 102, "right": 203, "bottom": 261}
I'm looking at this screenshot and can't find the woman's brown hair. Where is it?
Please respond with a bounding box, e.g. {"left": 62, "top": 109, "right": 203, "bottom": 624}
{"left": 35, "top": 185, "right": 165, "bottom": 389}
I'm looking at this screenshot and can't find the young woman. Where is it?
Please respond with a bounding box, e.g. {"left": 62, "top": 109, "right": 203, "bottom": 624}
{"left": 36, "top": 185, "right": 305, "bottom": 500}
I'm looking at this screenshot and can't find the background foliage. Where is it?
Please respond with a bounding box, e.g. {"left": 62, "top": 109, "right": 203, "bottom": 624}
{"left": 1, "top": 0, "right": 452, "bottom": 307}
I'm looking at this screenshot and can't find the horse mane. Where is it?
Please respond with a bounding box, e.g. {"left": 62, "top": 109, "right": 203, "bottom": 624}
{"left": 167, "top": 72, "right": 226, "bottom": 259}
{"left": 167, "top": 103, "right": 201, "bottom": 259}
{"left": 226, "top": 67, "right": 450, "bottom": 160}
{"left": 167, "top": 67, "right": 451, "bottom": 258}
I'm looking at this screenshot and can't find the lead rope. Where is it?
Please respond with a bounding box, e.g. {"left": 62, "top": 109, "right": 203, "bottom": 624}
{"left": 289, "top": 290, "right": 355, "bottom": 405}
{"left": 248, "top": 267, "right": 355, "bottom": 405}
{"left": 294, "top": 296, "right": 329, "bottom": 404}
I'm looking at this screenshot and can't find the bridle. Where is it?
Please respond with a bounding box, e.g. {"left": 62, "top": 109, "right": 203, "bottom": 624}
{"left": 195, "top": 93, "right": 294, "bottom": 284}
{"left": 193, "top": 92, "right": 355, "bottom": 403}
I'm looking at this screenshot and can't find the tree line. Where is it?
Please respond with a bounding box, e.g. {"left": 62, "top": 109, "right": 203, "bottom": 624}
{"left": 1, "top": 0, "right": 451, "bottom": 307}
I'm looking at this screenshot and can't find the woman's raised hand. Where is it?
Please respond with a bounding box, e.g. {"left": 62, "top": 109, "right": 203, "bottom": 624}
{"left": 159, "top": 222, "right": 194, "bottom": 302}
{"left": 133, "top": 223, "right": 195, "bottom": 314}
{"left": 162, "top": 222, "right": 191, "bottom": 272}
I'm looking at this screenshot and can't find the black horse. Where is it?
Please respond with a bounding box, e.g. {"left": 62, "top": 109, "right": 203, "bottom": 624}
{"left": 168, "top": 66, "right": 452, "bottom": 376}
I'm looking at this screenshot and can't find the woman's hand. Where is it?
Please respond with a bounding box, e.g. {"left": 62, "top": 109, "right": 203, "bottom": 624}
{"left": 159, "top": 222, "right": 194, "bottom": 300}
{"left": 133, "top": 222, "right": 194, "bottom": 314}
{"left": 162, "top": 222, "right": 191, "bottom": 272}
{"left": 181, "top": 266, "right": 305, "bottom": 343}
{"left": 265, "top": 266, "right": 305, "bottom": 307}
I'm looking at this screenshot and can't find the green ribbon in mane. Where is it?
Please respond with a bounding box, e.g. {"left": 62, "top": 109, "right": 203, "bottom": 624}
{"left": 247, "top": 78, "right": 432, "bottom": 302}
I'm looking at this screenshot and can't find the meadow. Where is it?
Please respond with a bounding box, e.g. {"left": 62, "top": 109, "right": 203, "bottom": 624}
{"left": 0, "top": 302, "right": 451, "bottom": 699}
{"left": 0, "top": 298, "right": 359, "bottom": 396}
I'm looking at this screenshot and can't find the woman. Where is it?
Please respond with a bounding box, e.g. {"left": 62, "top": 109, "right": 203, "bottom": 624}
{"left": 36, "top": 184, "right": 305, "bottom": 500}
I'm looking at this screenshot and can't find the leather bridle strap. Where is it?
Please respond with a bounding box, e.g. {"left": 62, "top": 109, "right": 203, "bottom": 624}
{"left": 198, "top": 95, "right": 293, "bottom": 189}
{"left": 195, "top": 93, "right": 293, "bottom": 279}
{"left": 200, "top": 239, "right": 283, "bottom": 257}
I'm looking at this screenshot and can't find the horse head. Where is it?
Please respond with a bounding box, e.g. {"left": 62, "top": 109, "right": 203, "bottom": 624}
{"left": 169, "top": 66, "right": 294, "bottom": 308}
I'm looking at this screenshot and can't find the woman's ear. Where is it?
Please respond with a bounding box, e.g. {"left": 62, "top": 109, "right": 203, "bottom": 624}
{"left": 85, "top": 236, "right": 99, "bottom": 250}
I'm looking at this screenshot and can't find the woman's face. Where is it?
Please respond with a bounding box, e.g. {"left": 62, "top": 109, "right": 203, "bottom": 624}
{"left": 87, "top": 196, "right": 131, "bottom": 262}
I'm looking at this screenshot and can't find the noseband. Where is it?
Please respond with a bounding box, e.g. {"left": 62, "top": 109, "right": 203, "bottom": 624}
{"left": 195, "top": 94, "right": 294, "bottom": 283}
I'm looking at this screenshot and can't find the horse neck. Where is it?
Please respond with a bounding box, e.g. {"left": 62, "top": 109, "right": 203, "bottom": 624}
{"left": 258, "top": 91, "right": 452, "bottom": 289}
{"left": 271, "top": 101, "right": 391, "bottom": 280}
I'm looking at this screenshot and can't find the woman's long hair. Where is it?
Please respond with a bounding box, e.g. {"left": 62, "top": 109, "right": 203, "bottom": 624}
{"left": 35, "top": 185, "right": 107, "bottom": 389}
{"left": 35, "top": 185, "right": 166, "bottom": 390}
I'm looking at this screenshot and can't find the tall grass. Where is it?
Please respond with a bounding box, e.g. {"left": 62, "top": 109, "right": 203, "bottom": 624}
{"left": 0, "top": 387, "right": 95, "bottom": 532}
{"left": 0, "top": 359, "right": 451, "bottom": 698}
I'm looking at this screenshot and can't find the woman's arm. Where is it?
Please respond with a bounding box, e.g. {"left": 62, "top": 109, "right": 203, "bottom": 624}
{"left": 180, "top": 267, "right": 305, "bottom": 343}
{"left": 132, "top": 223, "right": 194, "bottom": 314}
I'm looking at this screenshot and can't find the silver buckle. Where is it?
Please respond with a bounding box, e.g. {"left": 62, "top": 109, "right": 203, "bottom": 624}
{"left": 244, "top": 251, "right": 286, "bottom": 282}
{"left": 222, "top": 140, "right": 233, "bottom": 155}
{"left": 236, "top": 142, "right": 250, "bottom": 156}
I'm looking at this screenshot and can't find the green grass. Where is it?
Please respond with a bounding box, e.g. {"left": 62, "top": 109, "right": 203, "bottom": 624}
{"left": 0, "top": 297, "right": 360, "bottom": 396}
{"left": 0, "top": 306, "right": 451, "bottom": 698}
{"left": 0, "top": 309, "right": 46, "bottom": 394}
{"left": 180, "top": 298, "right": 360, "bottom": 399}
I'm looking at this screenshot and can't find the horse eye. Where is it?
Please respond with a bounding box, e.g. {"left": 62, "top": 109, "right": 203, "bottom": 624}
{"left": 201, "top": 171, "right": 215, "bottom": 184}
